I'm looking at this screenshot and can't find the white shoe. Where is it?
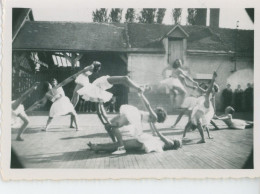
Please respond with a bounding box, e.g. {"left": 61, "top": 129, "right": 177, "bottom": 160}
{"left": 112, "top": 146, "right": 126, "bottom": 155}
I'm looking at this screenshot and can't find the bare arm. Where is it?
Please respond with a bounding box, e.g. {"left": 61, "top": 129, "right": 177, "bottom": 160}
{"left": 139, "top": 92, "right": 157, "bottom": 122}
{"left": 178, "top": 69, "right": 198, "bottom": 86}
{"left": 150, "top": 123, "right": 174, "bottom": 146}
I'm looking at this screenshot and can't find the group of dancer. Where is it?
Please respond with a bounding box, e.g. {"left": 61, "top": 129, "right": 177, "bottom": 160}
{"left": 12, "top": 59, "right": 253, "bottom": 155}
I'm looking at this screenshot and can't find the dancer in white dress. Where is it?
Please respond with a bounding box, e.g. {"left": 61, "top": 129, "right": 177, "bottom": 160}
{"left": 161, "top": 59, "right": 199, "bottom": 107}
{"left": 12, "top": 83, "right": 40, "bottom": 141}
{"left": 28, "top": 63, "right": 100, "bottom": 131}
{"left": 88, "top": 92, "right": 181, "bottom": 154}
{"left": 71, "top": 61, "right": 102, "bottom": 107}
{"left": 215, "top": 106, "right": 253, "bottom": 129}
{"left": 187, "top": 71, "right": 218, "bottom": 143}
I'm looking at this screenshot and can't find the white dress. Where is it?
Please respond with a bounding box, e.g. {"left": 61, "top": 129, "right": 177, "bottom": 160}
{"left": 77, "top": 75, "right": 113, "bottom": 103}
{"left": 119, "top": 105, "right": 164, "bottom": 153}
{"left": 75, "top": 72, "right": 91, "bottom": 86}
{"left": 160, "top": 68, "right": 186, "bottom": 92}
{"left": 48, "top": 87, "right": 76, "bottom": 117}
{"left": 191, "top": 95, "right": 214, "bottom": 126}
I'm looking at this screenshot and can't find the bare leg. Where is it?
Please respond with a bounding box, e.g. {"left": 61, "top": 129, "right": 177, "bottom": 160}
{"left": 196, "top": 120, "right": 206, "bottom": 143}
{"left": 171, "top": 86, "right": 187, "bottom": 108}
{"left": 205, "top": 126, "right": 213, "bottom": 139}
{"left": 210, "top": 120, "right": 220, "bottom": 130}
{"left": 71, "top": 84, "right": 83, "bottom": 107}
{"left": 16, "top": 112, "right": 29, "bottom": 141}
{"left": 172, "top": 109, "right": 187, "bottom": 128}
{"left": 183, "top": 121, "right": 192, "bottom": 138}
{"left": 43, "top": 117, "right": 53, "bottom": 131}
{"left": 107, "top": 76, "right": 141, "bottom": 92}
{"left": 70, "top": 114, "right": 74, "bottom": 128}
{"left": 70, "top": 112, "right": 79, "bottom": 131}
{"left": 96, "top": 103, "right": 116, "bottom": 142}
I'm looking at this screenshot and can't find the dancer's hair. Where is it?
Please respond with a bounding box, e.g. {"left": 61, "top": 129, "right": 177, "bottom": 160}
{"left": 154, "top": 107, "right": 167, "bottom": 123}
{"left": 225, "top": 106, "right": 235, "bottom": 115}
{"left": 173, "top": 139, "right": 182, "bottom": 149}
{"left": 172, "top": 59, "right": 182, "bottom": 69}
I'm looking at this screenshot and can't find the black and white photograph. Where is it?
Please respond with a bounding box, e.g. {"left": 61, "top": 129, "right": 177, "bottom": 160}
{"left": 1, "top": 0, "right": 259, "bottom": 179}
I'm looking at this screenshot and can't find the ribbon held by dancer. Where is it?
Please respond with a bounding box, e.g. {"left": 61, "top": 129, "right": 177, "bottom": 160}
{"left": 12, "top": 82, "right": 40, "bottom": 141}
{"left": 27, "top": 61, "right": 101, "bottom": 131}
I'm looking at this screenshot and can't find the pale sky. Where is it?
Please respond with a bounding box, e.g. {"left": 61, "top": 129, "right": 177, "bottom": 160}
{"left": 31, "top": 8, "right": 253, "bottom": 30}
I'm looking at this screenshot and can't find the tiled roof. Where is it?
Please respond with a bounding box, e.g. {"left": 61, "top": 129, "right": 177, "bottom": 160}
{"left": 13, "top": 21, "right": 253, "bottom": 54}
{"left": 13, "top": 21, "right": 128, "bottom": 51}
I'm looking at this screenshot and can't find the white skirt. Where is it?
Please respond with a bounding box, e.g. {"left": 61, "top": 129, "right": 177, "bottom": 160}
{"left": 77, "top": 83, "right": 113, "bottom": 103}
{"left": 75, "top": 74, "right": 90, "bottom": 86}
{"left": 92, "top": 75, "right": 113, "bottom": 91}
{"left": 160, "top": 77, "right": 186, "bottom": 92}
{"left": 49, "top": 96, "right": 76, "bottom": 117}
{"left": 181, "top": 96, "right": 198, "bottom": 110}
{"left": 137, "top": 133, "right": 164, "bottom": 153}
{"left": 191, "top": 100, "right": 214, "bottom": 126}
{"left": 230, "top": 119, "right": 247, "bottom": 129}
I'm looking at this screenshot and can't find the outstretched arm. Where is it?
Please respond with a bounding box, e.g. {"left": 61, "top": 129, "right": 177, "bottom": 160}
{"left": 178, "top": 69, "right": 198, "bottom": 86}
{"left": 150, "top": 123, "right": 174, "bottom": 146}
{"left": 205, "top": 71, "right": 217, "bottom": 98}
{"left": 139, "top": 92, "right": 157, "bottom": 122}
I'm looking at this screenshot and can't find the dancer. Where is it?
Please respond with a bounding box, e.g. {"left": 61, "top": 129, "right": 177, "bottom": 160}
{"left": 27, "top": 62, "right": 101, "bottom": 131}
{"left": 71, "top": 62, "right": 101, "bottom": 107}
{"left": 89, "top": 92, "right": 181, "bottom": 154}
{"left": 172, "top": 82, "right": 220, "bottom": 130}
{"left": 160, "top": 59, "right": 198, "bottom": 107}
{"left": 215, "top": 106, "right": 253, "bottom": 129}
{"left": 187, "top": 71, "right": 218, "bottom": 143}
{"left": 107, "top": 90, "right": 178, "bottom": 154}
{"left": 12, "top": 82, "right": 40, "bottom": 141}
{"left": 76, "top": 74, "right": 144, "bottom": 142}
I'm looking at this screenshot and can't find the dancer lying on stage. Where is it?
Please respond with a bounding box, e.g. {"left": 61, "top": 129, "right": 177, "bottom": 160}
{"left": 214, "top": 106, "right": 253, "bottom": 129}
{"left": 160, "top": 59, "right": 199, "bottom": 107}
{"left": 88, "top": 93, "right": 181, "bottom": 154}
{"left": 27, "top": 62, "right": 101, "bottom": 131}
{"left": 94, "top": 91, "right": 181, "bottom": 155}
{"left": 75, "top": 67, "right": 144, "bottom": 142}
{"left": 183, "top": 71, "right": 218, "bottom": 143}
{"left": 12, "top": 82, "right": 40, "bottom": 141}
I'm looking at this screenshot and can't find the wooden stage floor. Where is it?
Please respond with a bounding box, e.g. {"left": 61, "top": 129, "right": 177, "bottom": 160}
{"left": 11, "top": 113, "right": 253, "bottom": 169}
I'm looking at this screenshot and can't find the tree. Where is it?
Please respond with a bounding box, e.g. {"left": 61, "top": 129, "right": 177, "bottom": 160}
{"left": 187, "top": 8, "right": 197, "bottom": 25}
{"left": 92, "top": 8, "right": 108, "bottom": 22}
{"left": 125, "top": 8, "right": 135, "bottom": 23}
{"left": 138, "top": 8, "right": 157, "bottom": 23}
{"left": 172, "top": 8, "right": 182, "bottom": 24}
{"left": 109, "top": 8, "right": 123, "bottom": 23}
{"left": 156, "top": 8, "right": 166, "bottom": 24}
